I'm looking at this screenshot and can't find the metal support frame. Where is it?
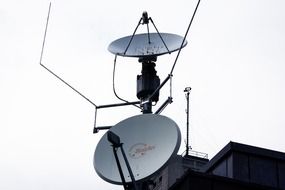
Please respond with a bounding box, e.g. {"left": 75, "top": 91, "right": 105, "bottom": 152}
{"left": 124, "top": 11, "right": 170, "bottom": 56}
{"left": 107, "top": 131, "right": 138, "bottom": 190}
{"left": 154, "top": 97, "right": 173, "bottom": 114}
{"left": 93, "top": 126, "right": 112, "bottom": 133}
{"left": 93, "top": 101, "right": 140, "bottom": 133}
{"left": 39, "top": 0, "right": 202, "bottom": 135}
{"left": 97, "top": 101, "right": 140, "bottom": 109}
{"left": 112, "top": 145, "right": 128, "bottom": 189}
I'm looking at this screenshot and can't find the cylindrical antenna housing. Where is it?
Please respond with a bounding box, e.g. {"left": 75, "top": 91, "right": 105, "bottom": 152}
{"left": 137, "top": 59, "right": 160, "bottom": 103}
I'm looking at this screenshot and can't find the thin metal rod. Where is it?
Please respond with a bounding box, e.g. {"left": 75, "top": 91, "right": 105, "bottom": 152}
{"left": 39, "top": 2, "right": 97, "bottom": 107}
{"left": 149, "top": 17, "right": 170, "bottom": 53}
{"left": 96, "top": 126, "right": 112, "bottom": 130}
{"left": 147, "top": 23, "right": 151, "bottom": 44}
{"left": 154, "top": 97, "right": 173, "bottom": 114}
{"left": 120, "top": 145, "right": 139, "bottom": 190}
{"left": 123, "top": 18, "right": 143, "bottom": 55}
{"left": 39, "top": 2, "right": 51, "bottom": 65}
{"left": 93, "top": 126, "right": 112, "bottom": 134}
{"left": 93, "top": 107, "right": 97, "bottom": 132}
{"left": 97, "top": 101, "right": 140, "bottom": 109}
{"left": 185, "top": 90, "right": 190, "bottom": 155}
{"left": 170, "top": 0, "right": 201, "bottom": 75}
{"left": 170, "top": 75, "right": 173, "bottom": 97}
{"left": 112, "top": 146, "right": 128, "bottom": 190}
{"left": 40, "top": 64, "right": 97, "bottom": 107}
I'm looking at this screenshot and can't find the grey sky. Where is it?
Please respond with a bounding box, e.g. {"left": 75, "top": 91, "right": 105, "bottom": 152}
{"left": 0, "top": 0, "right": 285, "bottom": 189}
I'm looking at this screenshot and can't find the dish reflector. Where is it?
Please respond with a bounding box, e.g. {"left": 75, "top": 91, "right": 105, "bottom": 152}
{"left": 108, "top": 33, "right": 187, "bottom": 57}
{"left": 94, "top": 114, "right": 181, "bottom": 184}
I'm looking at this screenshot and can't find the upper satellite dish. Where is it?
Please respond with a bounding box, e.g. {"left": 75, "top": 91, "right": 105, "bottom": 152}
{"left": 108, "top": 33, "right": 187, "bottom": 58}
{"left": 94, "top": 114, "right": 181, "bottom": 184}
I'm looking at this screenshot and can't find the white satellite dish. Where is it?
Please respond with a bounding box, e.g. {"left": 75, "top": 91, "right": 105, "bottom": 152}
{"left": 108, "top": 33, "right": 187, "bottom": 58}
{"left": 94, "top": 114, "right": 181, "bottom": 184}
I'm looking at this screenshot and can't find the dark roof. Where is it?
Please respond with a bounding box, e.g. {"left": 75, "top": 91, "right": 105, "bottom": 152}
{"left": 203, "top": 141, "right": 285, "bottom": 172}
{"left": 169, "top": 169, "right": 279, "bottom": 190}
{"left": 170, "top": 141, "right": 285, "bottom": 190}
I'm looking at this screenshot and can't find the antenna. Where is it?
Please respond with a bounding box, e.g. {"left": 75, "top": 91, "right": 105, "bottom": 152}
{"left": 39, "top": 2, "right": 97, "bottom": 107}
{"left": 39, "top": 3, "right": 141, "bottom": 133}
{"left": 39, "top": 0, "right": 200, "bottom": 131}
{"left": 39, "top": 2, "right": 202, "bottom": 189}
{"left": 184, "top": 87, "right": 192, "bottom": 156}
{"left": 108, "top": 15, "right": 188, "bottom": 113}
{"left": 94, "top": 6, "right": 202, "bottom": 186}
{"left": 39, "top": 2, "right": 51, "bottom": 66}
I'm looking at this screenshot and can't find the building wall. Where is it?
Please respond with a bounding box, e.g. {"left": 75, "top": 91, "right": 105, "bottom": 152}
{"left": 208, "top": 151, "right": 285, "bottom": 189}
{"left": 169, "top": 171, "right": 277, "bottom": 190}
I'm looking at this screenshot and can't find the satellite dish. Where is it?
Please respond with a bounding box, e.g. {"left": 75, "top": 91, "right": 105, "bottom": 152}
{"left": 108, "top": 33, "right": 187, "bottom": 58}
{"left": 94, "top": 114, "right": 181, "bottom": 184}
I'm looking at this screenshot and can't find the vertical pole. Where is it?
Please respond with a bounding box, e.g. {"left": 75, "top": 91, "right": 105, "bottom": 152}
{"left": 184, "top": 87, "right": 191, "bottom": 156}
{"left": 186, "top": 91, "right": 189, "bottom": 156}
{"left": 142, "top": 101, "right": 152, "bottom": 114}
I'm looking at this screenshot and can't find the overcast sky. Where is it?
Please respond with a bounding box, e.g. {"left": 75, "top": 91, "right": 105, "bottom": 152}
{"left": 1, "top": 0, "right": 285, "bottom": 189}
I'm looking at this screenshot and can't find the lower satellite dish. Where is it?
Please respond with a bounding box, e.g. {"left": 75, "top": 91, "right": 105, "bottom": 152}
{"left": 94, "top": 114, "right": 181, "bottom": 184}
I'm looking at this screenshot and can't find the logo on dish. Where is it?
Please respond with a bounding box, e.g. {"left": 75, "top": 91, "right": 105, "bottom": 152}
{"left": 129, "top": 143, "right": 155, "bottom": 159}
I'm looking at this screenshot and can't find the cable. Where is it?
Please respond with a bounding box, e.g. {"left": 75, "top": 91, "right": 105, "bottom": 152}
{"left": 112, "top": 55, "right": 141, "bottom": 109}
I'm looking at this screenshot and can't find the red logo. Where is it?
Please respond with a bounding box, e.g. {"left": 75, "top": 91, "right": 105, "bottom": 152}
{"left": 129, "top": 143, "right": 155, "bottom": 159}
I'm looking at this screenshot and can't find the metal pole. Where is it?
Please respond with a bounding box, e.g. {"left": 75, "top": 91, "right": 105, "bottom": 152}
{"left": 170, "top": 0, "right": 201, "bottom": 75}
{"left": 112, "top": 146, "right": 128, "bottom": 190}
{"left": 154, "top": 97, "right": 173, "bottom": 114}
{"left": 186, "top": 91, "right": 189, "bottom": 156}
{"left": 97, "top": 101, "right": 140, "bottom": 109}
{"left": 184, "top": 87, "right": 191, "bottom": 156}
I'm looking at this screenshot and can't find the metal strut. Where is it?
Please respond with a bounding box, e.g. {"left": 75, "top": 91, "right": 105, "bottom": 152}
{"left": 123, "top": 11, "right": 170, "bottom": 55}
{"left": 151, "top": 0, "right": 201, "bottom": 114}
{"left": 107, "top": 131, "right": 139, "bottom": 190}
{"left": 170, "top": 0, "right": 201, "bottom": 75}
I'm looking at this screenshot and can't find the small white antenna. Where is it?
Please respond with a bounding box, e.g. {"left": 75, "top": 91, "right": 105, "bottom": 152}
{"left": 184, "top": 87, "right": 192, "bottom": 155}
